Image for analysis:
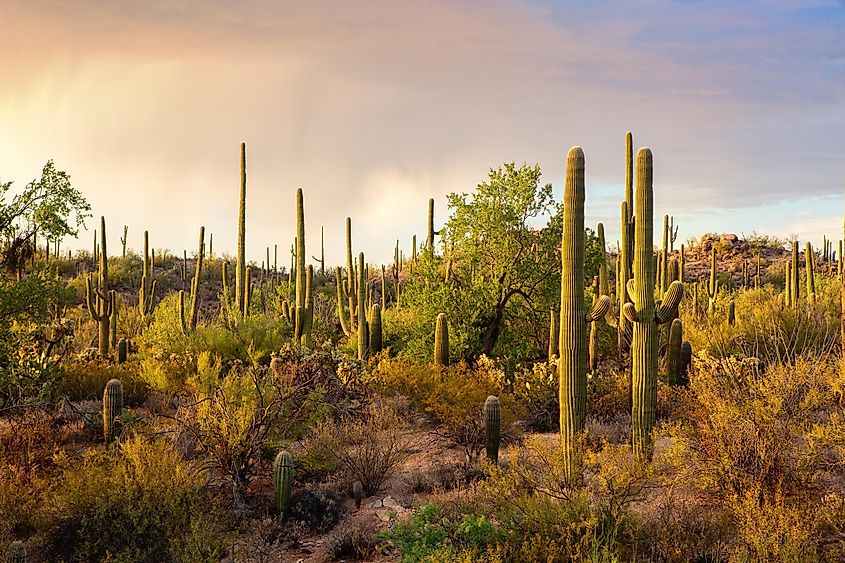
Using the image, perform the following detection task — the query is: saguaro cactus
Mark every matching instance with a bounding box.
[86,217,113,356]
[6,541,25,563]
[728,300,736,325]
[301,265,314,347]
[117,338,128,364]
[273,450,293,520]
[618,201,633,354]
[427,198,437,252]
[294,188,307,340]
[139,230,157,320]
[791,240,800,307]
[559,147,611,481]
[120,225,128,258]
[357,253,368,360]
[188,226,205,332]
[806,241,816,305]
[622,148,683,460]
[103,378,123,445]
[346,217,357,326]
[434,312,449,366]
[665,319,685,386]
[707,247,719,317]
[484,395,501,465]
[369,303,382,354]
[236,142,247,317]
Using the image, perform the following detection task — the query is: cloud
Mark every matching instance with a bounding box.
[0,0,843,265]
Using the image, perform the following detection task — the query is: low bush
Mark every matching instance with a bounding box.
[44,436,233,562]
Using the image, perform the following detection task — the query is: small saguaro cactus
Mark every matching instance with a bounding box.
[728,300,736,325]
[188,226,205,332]
[301,265,314,347]
[680,342,693,378]
[369,303,383,354]
[6,541,26,563]
[273,450,293,520]
[618,201,633,355]
[434,312,449,366]
[120,224,128,258]
[665,319,685,386]
[103,378,123,445]
[622,147,683,460]
[558,146,611,481]
[352,480,364,509]
[117,338,127,364]
[484,395,501,465]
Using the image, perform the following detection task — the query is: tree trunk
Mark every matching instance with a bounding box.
[482,306,505,356]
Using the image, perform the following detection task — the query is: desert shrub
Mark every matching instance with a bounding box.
[44,436,233,562]
[380,502,504,563]
[309,401,411,496]
[325,519,381,561]
[59,360,148,404]
[511,360,559,432]
[370,355,520,464]
[183,344,365,502]
[287,488,342,532]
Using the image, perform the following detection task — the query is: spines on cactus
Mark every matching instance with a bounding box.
[103,378,123,445]
[434,312,449,366]
[273,450,293,520]
[484,395,501,465]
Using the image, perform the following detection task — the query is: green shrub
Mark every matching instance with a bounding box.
[44,436,233,562]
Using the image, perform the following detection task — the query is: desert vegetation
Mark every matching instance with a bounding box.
[3,135,845,562]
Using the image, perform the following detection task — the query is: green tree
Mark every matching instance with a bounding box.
[0,160,91,275]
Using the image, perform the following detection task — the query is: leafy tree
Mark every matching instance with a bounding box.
[442,162,560,356]
[389,162,606,366]
[0,160,91,275]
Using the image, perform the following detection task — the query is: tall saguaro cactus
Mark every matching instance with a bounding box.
[426,198,437,252]
[806,241,816,305]
[558,147,611,481]
[236,142,247,317]
[622,148,683,460]
[188,226,205,332]
[294,188,307,340]
[791,240,800,307]
[301,265,314,347]
[707,247,719,316]
[86,217,113,356]
[139,230,157,320]
[357,252,368,360]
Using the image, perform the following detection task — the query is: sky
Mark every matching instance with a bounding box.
[1,0,844,265]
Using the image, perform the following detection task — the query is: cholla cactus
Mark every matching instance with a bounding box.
[484,395,501,465]
[103,379,123,445]
[273,450,293,520]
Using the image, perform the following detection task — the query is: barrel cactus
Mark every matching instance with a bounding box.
[273,450,293,519]
[103,378,123,445]
[484,395,501,465]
